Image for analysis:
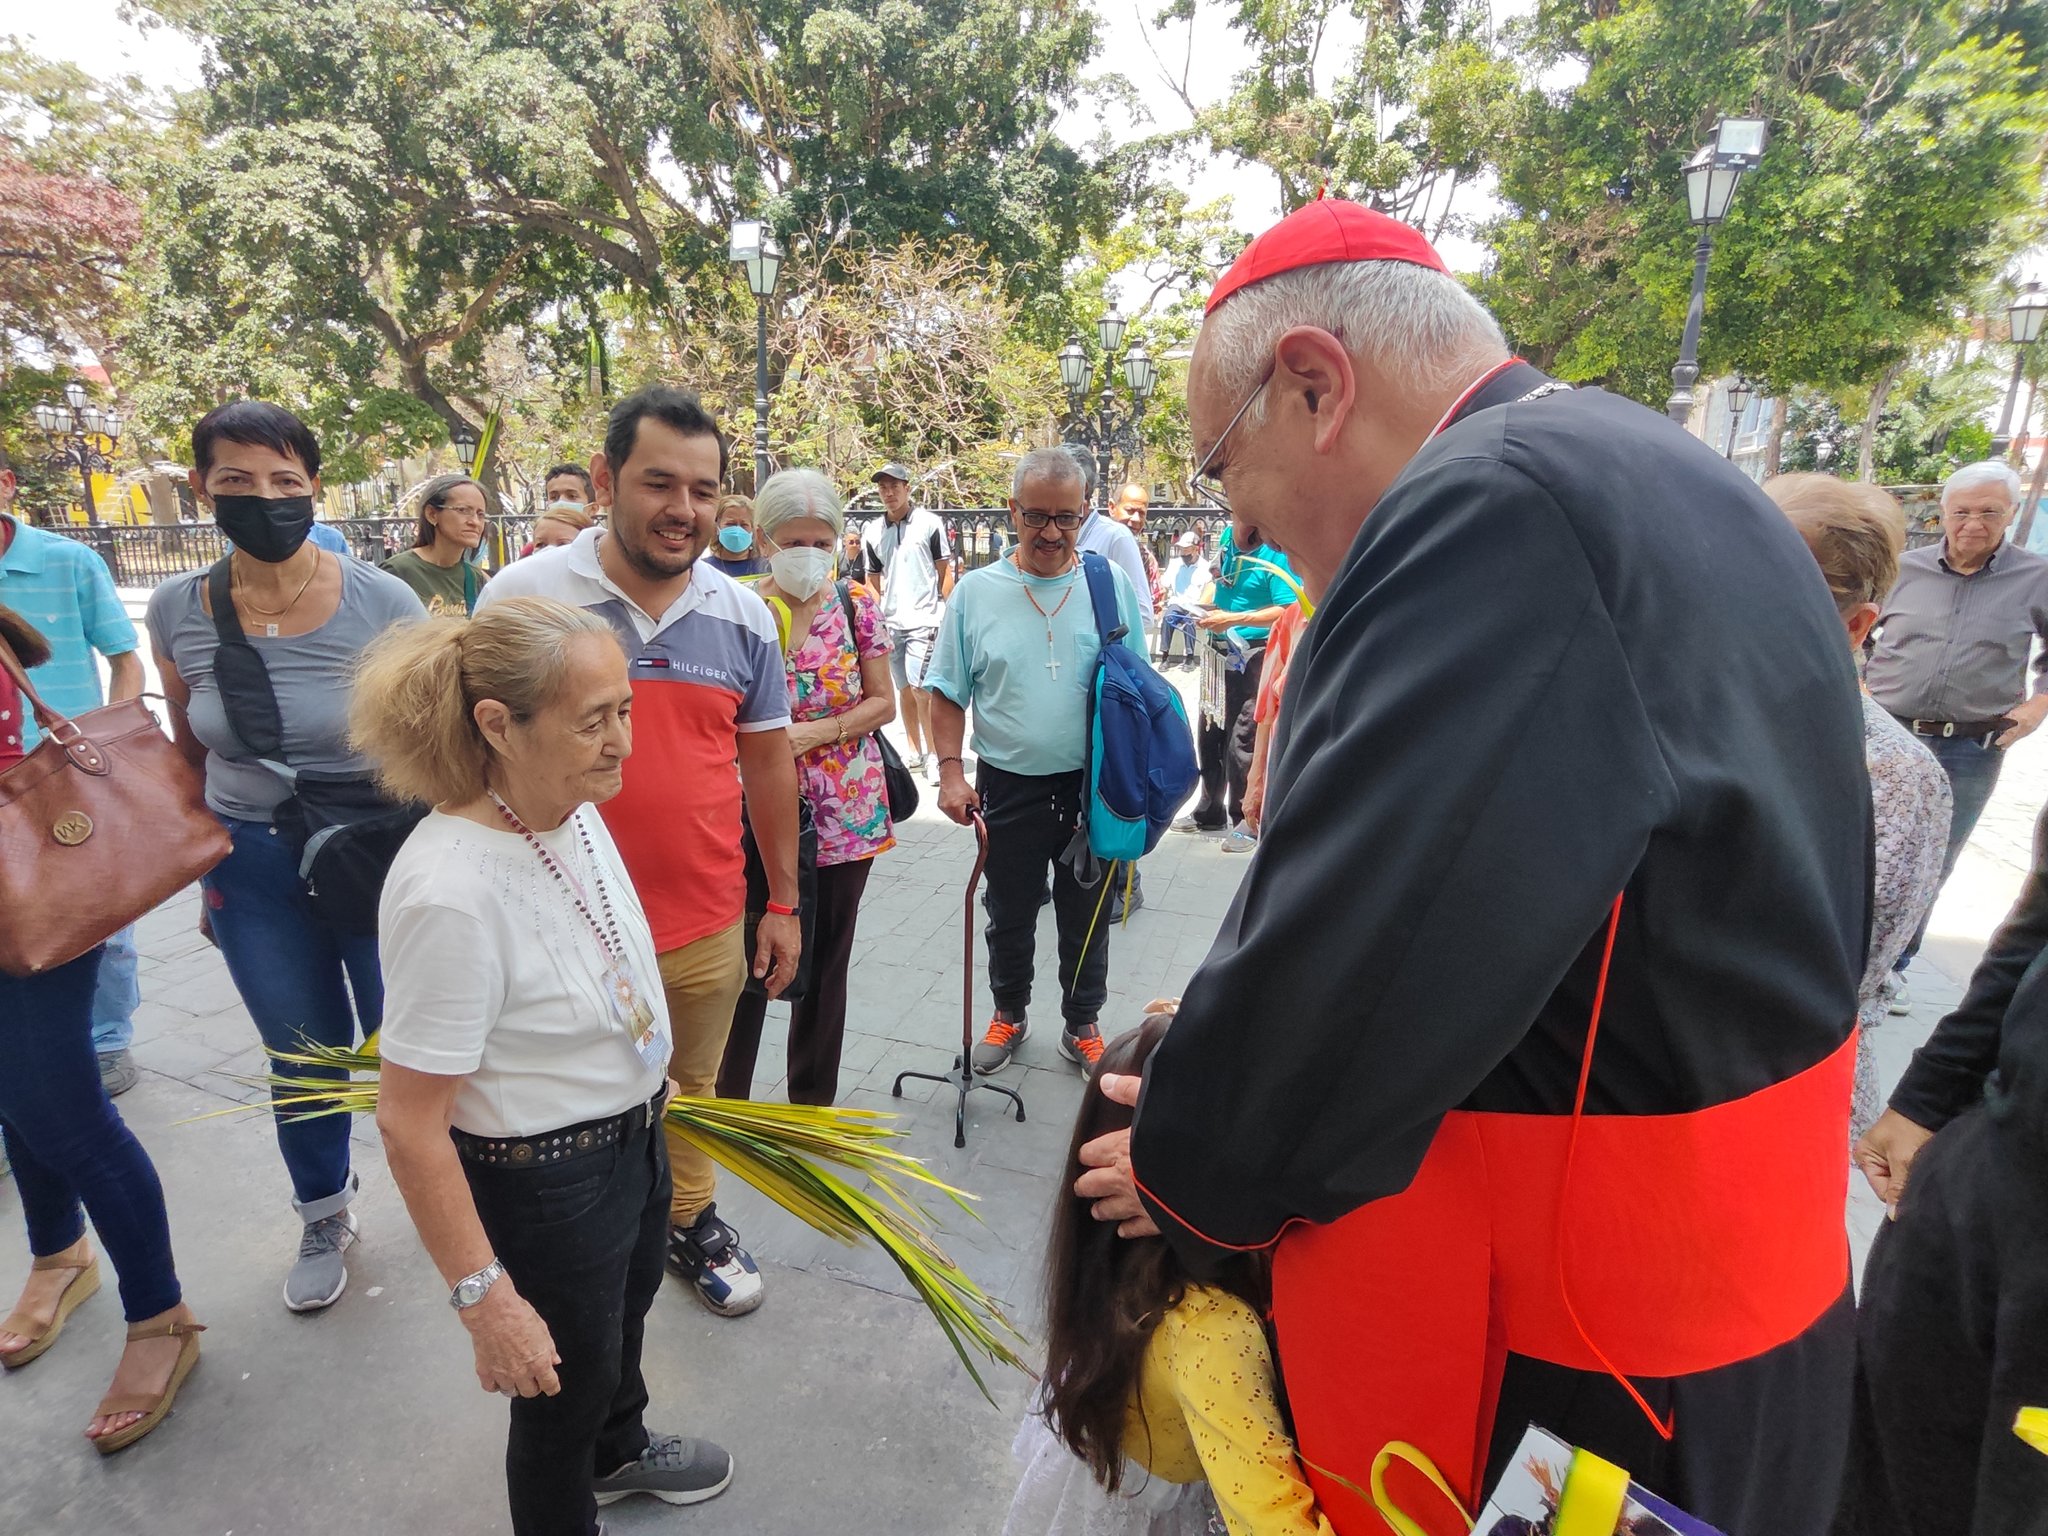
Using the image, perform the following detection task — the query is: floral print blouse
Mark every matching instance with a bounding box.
[1854,694,1952,1139]
[784,581,896,867]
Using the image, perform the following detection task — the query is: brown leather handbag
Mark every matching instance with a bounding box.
[0,631,231,977]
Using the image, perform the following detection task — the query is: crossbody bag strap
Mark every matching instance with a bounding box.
[1078,552,1125,645]
[207,556,291,776]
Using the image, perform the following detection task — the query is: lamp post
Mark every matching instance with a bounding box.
[729,219,784,491]
[1667,116,1770,427]
[1990,281,2048,460]
[32,379,121,525]
[1723,376,1755,459]
[1056,310,1157,505]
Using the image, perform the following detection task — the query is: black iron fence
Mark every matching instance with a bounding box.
[56,509,1221,589]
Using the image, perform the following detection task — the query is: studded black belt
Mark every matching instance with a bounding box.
[451,1089,666,1169]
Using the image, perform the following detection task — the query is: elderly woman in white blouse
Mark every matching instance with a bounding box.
[351,596,731,1536]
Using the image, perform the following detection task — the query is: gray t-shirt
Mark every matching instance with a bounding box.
[146,557,427,821]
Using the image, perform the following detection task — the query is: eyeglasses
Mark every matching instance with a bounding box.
[1191,371,1272,515]
[1947,509,2011,524]
[1017,509,1084,531]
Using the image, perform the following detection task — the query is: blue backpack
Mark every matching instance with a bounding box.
[1078,553,1200,862]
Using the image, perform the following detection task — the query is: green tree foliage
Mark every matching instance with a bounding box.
[1478,0,2047,407]
[1151,0,1519,228]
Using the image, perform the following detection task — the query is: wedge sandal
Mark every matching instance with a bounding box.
[0,1251,101,1370]
[90,1317,205,1455]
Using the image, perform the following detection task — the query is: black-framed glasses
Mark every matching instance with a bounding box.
[1191,370,1272,515]
[1017,508,1084,530]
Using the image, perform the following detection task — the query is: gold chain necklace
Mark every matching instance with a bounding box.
[234,552,319,637]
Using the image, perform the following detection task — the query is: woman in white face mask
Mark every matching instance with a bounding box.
[716,469,898,1106]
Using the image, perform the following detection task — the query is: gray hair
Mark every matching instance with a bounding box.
[1013,446,1088,501]
[754,468,845,539]
[1942,459,2023,509]
[1203,260,1509,425]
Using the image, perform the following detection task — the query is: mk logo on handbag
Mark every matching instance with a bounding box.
[51,812,94,846]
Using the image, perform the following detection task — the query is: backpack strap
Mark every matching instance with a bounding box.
[462,557,479,612]
[1079,552,1126,646]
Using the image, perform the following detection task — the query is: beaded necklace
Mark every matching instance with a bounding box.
[489,793,625,967]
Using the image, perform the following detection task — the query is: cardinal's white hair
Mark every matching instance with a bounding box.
[1203,260,1509,425]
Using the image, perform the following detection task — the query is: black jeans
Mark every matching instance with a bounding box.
[463,1110,669,1536]
[721,856,875,1105]
[979,764,1110,1031]
[1193,643,1266,828]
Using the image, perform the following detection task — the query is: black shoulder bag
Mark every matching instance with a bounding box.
[836,580,919,822]
[207,558,426,934]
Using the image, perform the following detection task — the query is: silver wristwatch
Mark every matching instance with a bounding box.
[450,1257,505,1311]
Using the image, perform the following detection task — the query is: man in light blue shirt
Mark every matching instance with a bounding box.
[0,450,147,1094]
[929,447,1146,1078]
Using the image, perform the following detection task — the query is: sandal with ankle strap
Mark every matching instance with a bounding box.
[0,1251,100,1370]
[90,1317,205,1456]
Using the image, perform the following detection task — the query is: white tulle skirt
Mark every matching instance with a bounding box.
[1001,1411,1226,1536]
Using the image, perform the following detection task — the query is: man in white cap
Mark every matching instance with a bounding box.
[1074,199,1868,1533]
[860,462,952,778]
[1157,531,1209,668]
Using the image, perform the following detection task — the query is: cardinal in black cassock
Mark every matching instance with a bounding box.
[1084,202,1871,1535]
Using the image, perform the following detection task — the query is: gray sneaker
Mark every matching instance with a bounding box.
[97,1050,139,1098]
[285,1205,358,1312]
[970,1014,1028,1075]
[593,1432,734,1506]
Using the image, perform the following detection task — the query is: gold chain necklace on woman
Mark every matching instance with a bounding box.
[1021,560,1080,678]
[234,551,319,638]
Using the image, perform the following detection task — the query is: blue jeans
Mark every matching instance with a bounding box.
[203,817,384,1207]
[1897,732,2007,970]
[0,949,182,1321]
[90,923,139,1056]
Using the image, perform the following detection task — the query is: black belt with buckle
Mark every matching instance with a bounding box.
[1895,715,2012,742]
[451,1089,666,1169]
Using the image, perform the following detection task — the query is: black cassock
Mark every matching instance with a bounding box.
[1131,362,1871,1534]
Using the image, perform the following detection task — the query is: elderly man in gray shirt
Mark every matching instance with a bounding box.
[1867,459,2048,1000]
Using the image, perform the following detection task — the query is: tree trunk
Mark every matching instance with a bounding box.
[1857,359,1907,481]
[1764,395,1789,477]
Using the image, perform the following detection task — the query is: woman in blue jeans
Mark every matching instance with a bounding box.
[148,401,425,1311]
[0,605,202,1453]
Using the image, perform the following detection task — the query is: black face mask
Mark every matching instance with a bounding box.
[213,494,316,564]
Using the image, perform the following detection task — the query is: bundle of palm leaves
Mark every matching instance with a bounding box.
[234,1039,1030,1396]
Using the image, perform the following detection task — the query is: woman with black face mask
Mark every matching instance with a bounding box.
[146,401,426,1314]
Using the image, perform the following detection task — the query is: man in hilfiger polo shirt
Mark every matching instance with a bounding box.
[480,387,801,1320]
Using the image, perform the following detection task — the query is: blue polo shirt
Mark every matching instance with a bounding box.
[0,515,138,748]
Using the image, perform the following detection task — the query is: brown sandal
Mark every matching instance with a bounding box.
[0,1250,101,1370]
[90,1317,205,1455]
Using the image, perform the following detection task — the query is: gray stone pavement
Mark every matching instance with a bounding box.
[10,608,2048,1534]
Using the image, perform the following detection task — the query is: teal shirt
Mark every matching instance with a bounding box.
[1211,536,1293,644]
[926,556,1147,776]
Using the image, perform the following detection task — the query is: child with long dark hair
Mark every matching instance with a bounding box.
[1003,1014,1335,1536]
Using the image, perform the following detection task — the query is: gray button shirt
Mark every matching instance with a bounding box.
[1866,539,2048,722]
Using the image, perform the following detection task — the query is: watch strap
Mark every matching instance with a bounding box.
[450,1257,505,1310]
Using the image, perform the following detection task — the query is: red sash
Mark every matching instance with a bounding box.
[1270,1031,1855,1533]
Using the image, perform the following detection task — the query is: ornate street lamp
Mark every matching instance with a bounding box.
[1991,281,2048,460]
[1057,315,1155,505]
[729,218,785,490]
[1723,376,1755,459]
[1667,116,1770,426]
[32,377,120,524]
[453,423,479,474]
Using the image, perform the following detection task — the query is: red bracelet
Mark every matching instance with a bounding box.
[765,901,798,917]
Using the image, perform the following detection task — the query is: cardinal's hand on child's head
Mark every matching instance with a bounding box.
[1075,1074,1162,1238]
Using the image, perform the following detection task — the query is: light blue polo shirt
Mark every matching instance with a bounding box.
[926,555,1146,776]
[0,515,139,748]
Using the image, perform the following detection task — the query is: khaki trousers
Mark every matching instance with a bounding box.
[657,921,747,1225]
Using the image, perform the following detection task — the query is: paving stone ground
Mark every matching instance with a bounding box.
[6,611,2047,1534]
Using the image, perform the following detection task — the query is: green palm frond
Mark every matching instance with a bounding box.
[217,1041,1029,1397]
